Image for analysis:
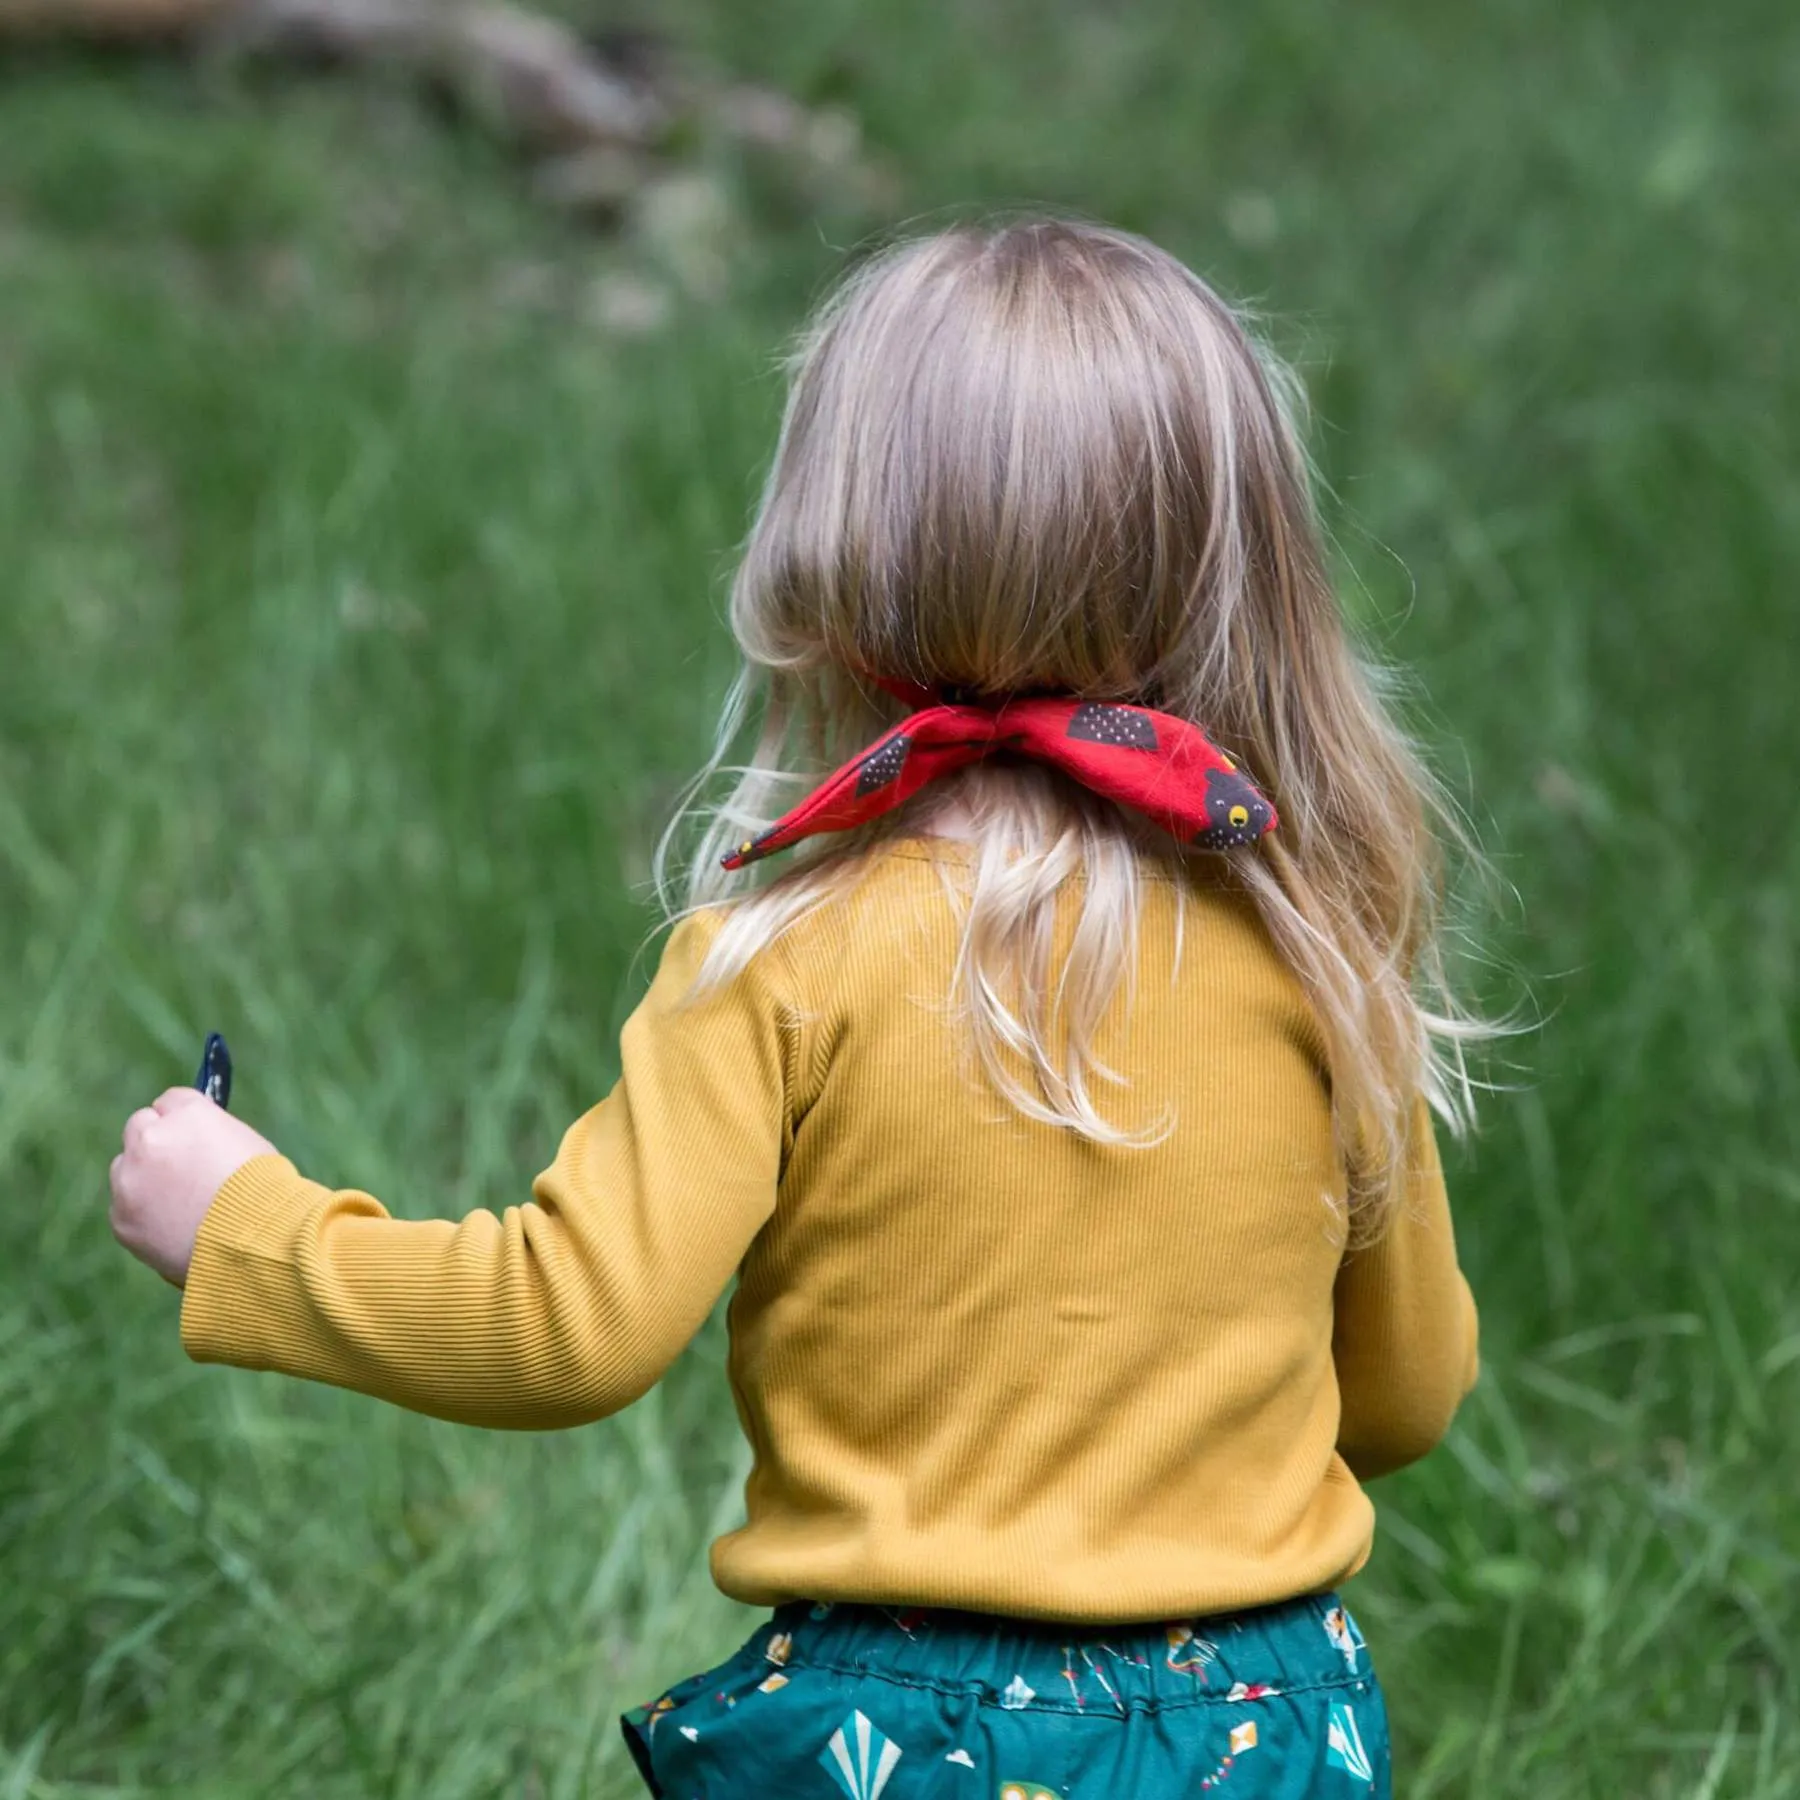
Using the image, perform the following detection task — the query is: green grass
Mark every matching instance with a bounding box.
[3,1,1798,1793]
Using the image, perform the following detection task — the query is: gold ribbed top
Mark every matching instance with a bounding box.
[181,842,1477,1623]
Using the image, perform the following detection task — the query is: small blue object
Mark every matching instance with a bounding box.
[195,1032,232,1110]
[1326,1698,1375,1783]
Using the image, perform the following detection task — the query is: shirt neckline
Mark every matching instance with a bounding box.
[875,834,1187,884]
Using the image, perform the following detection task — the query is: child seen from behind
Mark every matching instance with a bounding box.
[112,218,1484,1798]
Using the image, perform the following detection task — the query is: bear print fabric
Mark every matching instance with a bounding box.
[722,692,1276,870]
[1194,766,1276,849]
[855,735,914,796]
[1064,702,1160,751]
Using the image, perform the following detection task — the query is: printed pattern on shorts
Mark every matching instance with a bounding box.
[622,1593,1392,1799]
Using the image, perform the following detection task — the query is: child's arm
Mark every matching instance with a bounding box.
[136,916,795,1429]
[1330,1098,1480,1479]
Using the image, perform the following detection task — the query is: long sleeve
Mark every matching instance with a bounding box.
[1331,1098,1480,1480]
[179,913,800,1428]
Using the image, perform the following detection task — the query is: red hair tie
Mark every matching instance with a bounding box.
[721,685,1277,870]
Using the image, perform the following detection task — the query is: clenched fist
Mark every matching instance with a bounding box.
[110,1088,277,1285]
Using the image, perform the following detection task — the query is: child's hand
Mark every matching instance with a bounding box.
[110,1089,277,1286]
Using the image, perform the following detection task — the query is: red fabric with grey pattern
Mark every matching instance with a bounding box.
[720,691,1278,870]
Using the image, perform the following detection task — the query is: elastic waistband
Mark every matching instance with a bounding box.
[764,1593,1368,1715]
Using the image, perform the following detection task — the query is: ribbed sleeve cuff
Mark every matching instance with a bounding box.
[179,1153,330,1368]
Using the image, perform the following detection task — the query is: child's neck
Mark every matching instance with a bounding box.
[918,796,982,841]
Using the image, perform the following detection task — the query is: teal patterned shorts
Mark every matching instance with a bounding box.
[623,1592,1389,1798]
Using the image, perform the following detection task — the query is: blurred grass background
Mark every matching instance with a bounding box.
[3,0,1798,1793]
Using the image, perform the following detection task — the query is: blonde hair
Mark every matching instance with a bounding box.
[659,216,1486,1236]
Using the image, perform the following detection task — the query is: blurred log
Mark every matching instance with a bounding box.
[208,0,429,60]
[0,0,226,33]
[0,0,663,146]
[210,0,663,148]
[0,0,895,242]
[435,5,658,148]
[2,0,671,147]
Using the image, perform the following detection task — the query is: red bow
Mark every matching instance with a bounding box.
[721,690,1277,870]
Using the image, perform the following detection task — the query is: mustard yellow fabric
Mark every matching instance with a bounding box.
[181,841,1478,1624]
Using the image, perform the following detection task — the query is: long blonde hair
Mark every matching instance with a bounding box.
[658,217,1485,1235]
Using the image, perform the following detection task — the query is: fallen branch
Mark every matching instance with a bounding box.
[0,0,893,235]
